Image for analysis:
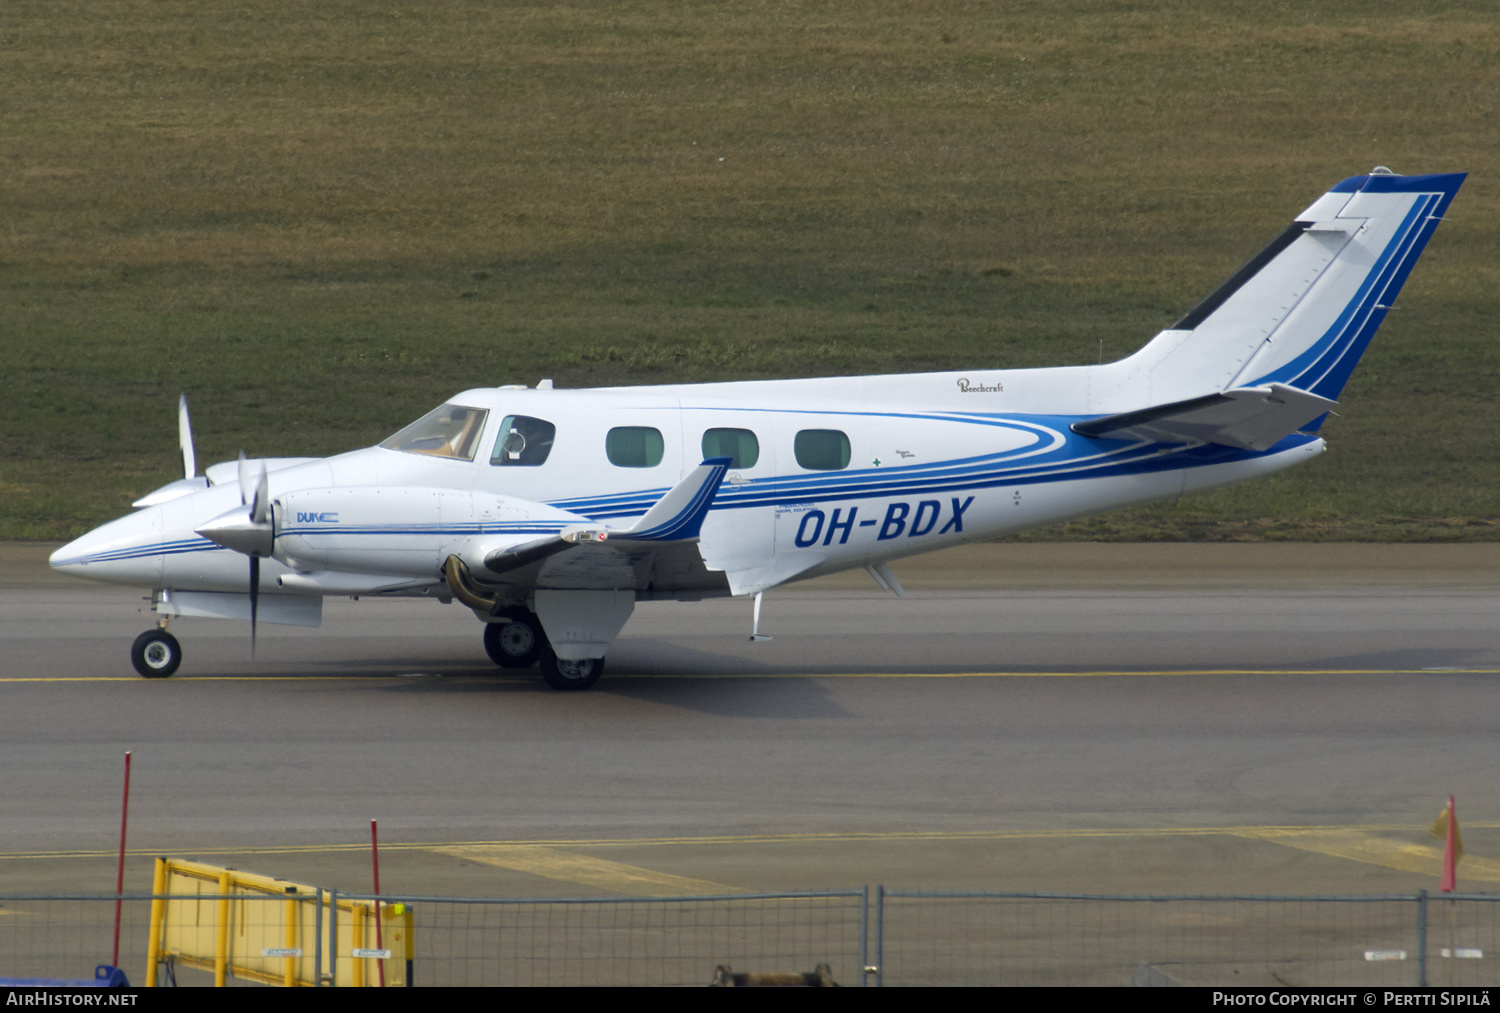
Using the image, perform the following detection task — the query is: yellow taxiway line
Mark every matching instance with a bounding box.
[3,669,1499,683]
[6,825,1496,891]
[8,823,1500,860]
[1229,827,1500,882]
[427,844,740,895]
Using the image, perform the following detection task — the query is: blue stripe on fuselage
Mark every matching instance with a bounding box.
[59,418,1318,565]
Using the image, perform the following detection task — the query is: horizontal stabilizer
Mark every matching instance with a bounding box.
[1072,383,1337,451]
[481,458,732,581]
[608,457,731,541]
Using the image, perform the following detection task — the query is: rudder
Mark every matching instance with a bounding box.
[1110,169,1465,407]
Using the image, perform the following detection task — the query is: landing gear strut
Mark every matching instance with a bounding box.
[130,629,181,678]
[477,605,607,691]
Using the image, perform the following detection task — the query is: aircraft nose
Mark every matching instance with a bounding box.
[49,507,166,587]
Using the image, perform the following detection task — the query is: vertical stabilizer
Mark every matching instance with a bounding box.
[1103,170,1465,407]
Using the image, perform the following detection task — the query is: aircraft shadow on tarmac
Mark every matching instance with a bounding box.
[284,642,859,719]
[587,674,853,719]
[1311,646,1495,672]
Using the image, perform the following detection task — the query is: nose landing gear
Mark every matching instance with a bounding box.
[130,628,182,678]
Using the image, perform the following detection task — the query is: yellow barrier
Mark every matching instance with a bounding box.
[144,858,413,987]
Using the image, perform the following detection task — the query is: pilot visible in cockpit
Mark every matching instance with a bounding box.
[494,415,556,467]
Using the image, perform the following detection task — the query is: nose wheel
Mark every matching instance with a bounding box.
[130,629,182,678]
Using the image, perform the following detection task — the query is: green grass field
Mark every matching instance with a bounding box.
[4,1,1497,540]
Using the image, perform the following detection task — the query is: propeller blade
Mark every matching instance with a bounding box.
[237,451,251,506]
[177,395,196,480]
[249,555,260,658]
[250,463,270,526]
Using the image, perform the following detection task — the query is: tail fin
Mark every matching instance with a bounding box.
[1113,169,1465,406]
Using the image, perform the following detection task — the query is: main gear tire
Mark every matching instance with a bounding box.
[539,649,604,692]
[483,612,544,668]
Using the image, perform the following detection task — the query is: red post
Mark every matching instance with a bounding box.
[372,819,386,987]
[113,752,132,968]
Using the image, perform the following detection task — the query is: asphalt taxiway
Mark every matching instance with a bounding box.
[3,541,1498,900]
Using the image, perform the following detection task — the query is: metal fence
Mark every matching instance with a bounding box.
[3,889,1499,987]
[375,890,868,986]
[0,895,155,987]
[876,890,1500,987]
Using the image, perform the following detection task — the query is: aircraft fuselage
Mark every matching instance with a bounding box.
[49,379,1323,602]
[48,169,1466,686]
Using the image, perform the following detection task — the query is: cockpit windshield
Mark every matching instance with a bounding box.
[380,404,489,461]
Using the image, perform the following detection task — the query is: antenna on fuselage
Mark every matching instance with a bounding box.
[748,591,772,642]
[865,562,906,598]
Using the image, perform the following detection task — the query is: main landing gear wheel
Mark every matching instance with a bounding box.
[483,611,544,668]
[130,630,182,679]
[539,649,604,692]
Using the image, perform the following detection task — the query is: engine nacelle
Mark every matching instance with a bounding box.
[273,487,582,578]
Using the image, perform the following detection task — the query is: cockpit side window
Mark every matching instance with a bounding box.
[380,404,489,461]
[491,415,557,467]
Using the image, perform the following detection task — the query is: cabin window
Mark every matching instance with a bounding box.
[381,404,489,461]
[491,415,556,467]
[794,429,850,471]
[702,428,760,469]
[606,426,665,468]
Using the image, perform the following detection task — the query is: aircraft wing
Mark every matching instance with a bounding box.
[1071,383,1337,452]
[530,538,725,595]
[469,458,733,595]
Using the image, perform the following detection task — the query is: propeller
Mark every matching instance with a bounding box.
[131,395,208,507]
[238,450,270,524]
[178,394,196,480]
[195,451,274,657]
[239,452,270,655]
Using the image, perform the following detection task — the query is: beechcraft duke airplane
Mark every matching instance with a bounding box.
[51,168,1465,689]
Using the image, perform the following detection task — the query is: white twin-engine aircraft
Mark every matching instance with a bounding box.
[52,169,1465,689]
